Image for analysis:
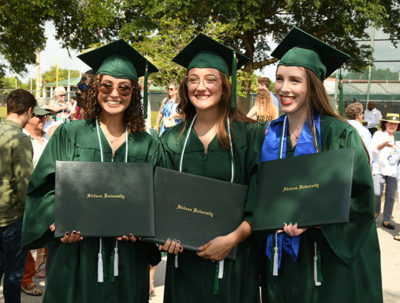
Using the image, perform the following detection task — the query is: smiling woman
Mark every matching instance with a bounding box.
[22,39,162,303]
[158,33,265,303]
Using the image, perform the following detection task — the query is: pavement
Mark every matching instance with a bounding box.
[1,202,399,303]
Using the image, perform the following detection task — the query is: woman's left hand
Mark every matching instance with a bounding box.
[197,234,235,261]
[283,222,307,237]
[116,233,138,242]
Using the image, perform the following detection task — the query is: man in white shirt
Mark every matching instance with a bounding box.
[345,102,372,163]
[364,101,382,135]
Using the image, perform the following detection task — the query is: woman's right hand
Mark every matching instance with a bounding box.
[159,238,183,255]
[49,223,83,243]
[282,223,307,237]
[378,140,394,150]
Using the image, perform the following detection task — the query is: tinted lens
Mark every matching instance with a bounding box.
[100,83,132,96]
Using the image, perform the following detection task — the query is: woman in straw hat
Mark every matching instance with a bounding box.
[372,113,400,230]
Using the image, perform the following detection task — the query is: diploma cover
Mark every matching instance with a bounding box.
[149,167,248,260]
[394,131,400,142]
[252,148,354,231]
[55,161,155,238]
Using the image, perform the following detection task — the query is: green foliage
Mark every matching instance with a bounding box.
[41,66,81,84]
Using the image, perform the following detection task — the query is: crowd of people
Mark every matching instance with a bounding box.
[0,27,388,303]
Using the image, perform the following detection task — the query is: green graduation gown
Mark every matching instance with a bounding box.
[22,119,161,303]
[160,119,265,303]
[259,115,382,303]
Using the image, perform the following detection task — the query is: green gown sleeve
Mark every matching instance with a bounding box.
[320,118,376,265]
[22,124,74,250]
[242,123,266,225]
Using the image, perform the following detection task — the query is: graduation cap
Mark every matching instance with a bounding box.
[78,39,158,118]
[271,27,350,80]
[172,33,250,108]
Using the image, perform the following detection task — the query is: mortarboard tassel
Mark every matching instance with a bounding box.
[231,51,238,109]
[143,62,149,119]
[98,238,104,283]
[273,232,279,276]
[313,241,322,286]
[114,239,119,277]
[174,255,179,269]
[218,260,224,279]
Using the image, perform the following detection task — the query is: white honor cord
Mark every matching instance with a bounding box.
[95,119,128,281]
[180,115,235,279]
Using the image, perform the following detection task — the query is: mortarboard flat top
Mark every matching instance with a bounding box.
[78,39,158,82]
[172,33,250,75]
[271,27,350,80]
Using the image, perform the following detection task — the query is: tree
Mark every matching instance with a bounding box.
[51,0,400,97]
[41,66,80,85]
[0,0,55,76]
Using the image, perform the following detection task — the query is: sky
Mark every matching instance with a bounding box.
[13,23,397,84]
[14,22,277,83]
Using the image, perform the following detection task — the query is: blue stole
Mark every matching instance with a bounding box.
[260,112,321,271]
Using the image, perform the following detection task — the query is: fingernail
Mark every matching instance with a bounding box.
[177,240,180,244]
[65,232,69,236]
[289,222,292,225]
[72,231,76,234]
[129,233,133,237]
[167,238,170,241]
[294,222,297,225]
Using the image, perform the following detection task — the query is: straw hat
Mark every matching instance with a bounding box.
[381,113,400,123]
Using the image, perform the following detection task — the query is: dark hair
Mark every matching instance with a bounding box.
[7,89,37,114]
[76,69,96,107]
[177,71,254,149]
[258,77,271,89]
[82,74,145,133]
[380,121,399,132]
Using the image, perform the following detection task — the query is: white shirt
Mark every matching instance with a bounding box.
[348,119,373,163]
[371,130,397,177]
[364,108,382,129]
[23,129,49,168]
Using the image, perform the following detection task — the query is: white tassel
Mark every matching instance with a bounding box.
[114,240,119,277]
[174,254,179,269]
[97,238,104,283]
[314,242,321,286]
[218,260,224,279]
[273,232,279,276]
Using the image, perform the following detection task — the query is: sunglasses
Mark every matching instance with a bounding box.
[59,94,66,97]
[99,83,132,96]
[77,83,87,92]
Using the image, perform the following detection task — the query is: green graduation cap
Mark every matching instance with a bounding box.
[172,33,250,108]
[78,39,158,118]
[271,27,350,80]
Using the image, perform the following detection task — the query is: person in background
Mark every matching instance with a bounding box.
[0,89,36,303]
[388,138,400,241]
[76,69,96,115]
[48,86,70,124]
[364,101,382,135]
[154,83,183,135]
[21,106,52,296]
[371,113,400,229]
[247,77,279,123]
[69,96,81,121]
[345,101,372,163]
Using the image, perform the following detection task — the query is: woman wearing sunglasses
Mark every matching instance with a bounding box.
[159,34,265,303]
[22,40,161,303]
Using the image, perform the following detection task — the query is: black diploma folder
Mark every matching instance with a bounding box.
[149,167,248,260]
[252,148,354,231]
[55,161,155,238]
